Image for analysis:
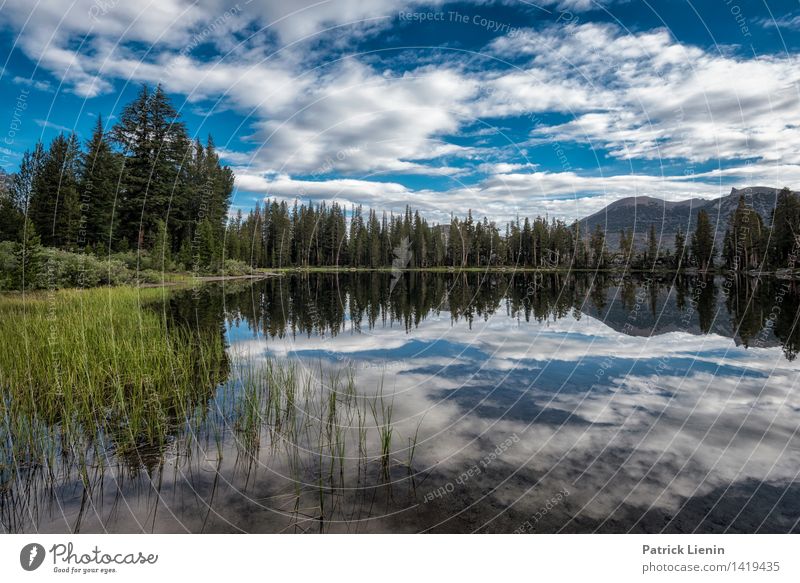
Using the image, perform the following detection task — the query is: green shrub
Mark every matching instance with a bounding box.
[110,250,146,270]
[222,259,253,276]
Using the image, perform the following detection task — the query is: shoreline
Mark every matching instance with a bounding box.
[3,266,798,295]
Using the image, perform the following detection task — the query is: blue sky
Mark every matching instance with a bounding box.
[1,0,799,222]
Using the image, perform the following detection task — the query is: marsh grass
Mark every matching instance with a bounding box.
[1,286,423,532]
[0,287,227,482]
[222,356,422,530]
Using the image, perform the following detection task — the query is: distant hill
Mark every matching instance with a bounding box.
[579,186,794,252]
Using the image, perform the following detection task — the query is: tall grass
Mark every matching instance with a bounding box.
[0,286,423,532]
[0,286,227,480]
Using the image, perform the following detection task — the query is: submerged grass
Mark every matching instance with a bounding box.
[0,286,227,482]
[1,286,423,532]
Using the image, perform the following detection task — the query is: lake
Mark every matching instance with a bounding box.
[2,272,800,533]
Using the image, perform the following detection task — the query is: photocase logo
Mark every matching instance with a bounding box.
[20,543,46,571]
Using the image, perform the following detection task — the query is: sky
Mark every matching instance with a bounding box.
[1,0,799,223]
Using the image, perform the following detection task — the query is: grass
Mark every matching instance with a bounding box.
[0,286,227,480]
[222,355,423,528]
[0,285,423,532]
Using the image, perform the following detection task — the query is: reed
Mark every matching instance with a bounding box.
[1,287,424,532]
[0,286,227,476]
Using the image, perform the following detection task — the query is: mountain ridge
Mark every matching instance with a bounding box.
[579,186,795,251]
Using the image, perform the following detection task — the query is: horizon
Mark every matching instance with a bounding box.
[1,1,799,226]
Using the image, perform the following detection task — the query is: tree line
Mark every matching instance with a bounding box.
[223,201,585,269]
[1,84,798,277]
[220,196,797,272]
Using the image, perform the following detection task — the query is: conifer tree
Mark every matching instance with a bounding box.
[769,187,800,267]
[11,141,45,216]
[28,133,82,248]
[13,218,42,290]
[691,209,715,271]
[590,224,607,269]
[0,169,21,242]
[81,116,120,250]
[674,227,686,268]
[647,223,658,267]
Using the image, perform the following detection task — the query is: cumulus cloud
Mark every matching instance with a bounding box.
[4,1,799,221]
[245,62,478,174]
[492,22,800,165]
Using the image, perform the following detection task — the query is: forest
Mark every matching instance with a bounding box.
[187,189,800,273]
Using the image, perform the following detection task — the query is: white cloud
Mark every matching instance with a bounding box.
[34,118,78,134]
[4,2,800,221]
[758,13,800,32]
[12,76,53,92]
[244,62,478,174]
[235,166,753,224]
[491,23,800,165]
[477,162,538,174]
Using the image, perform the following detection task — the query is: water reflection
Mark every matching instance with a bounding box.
[2,273,800,533]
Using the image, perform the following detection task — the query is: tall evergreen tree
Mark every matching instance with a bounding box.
[589,224,607,269]
[10,141,45,216]
[769,187,800,267]
[691,209,715,271]
[0,169,21,242]
[12,217,42,290]
[618,228,632,263]
[723,196,765,271]
[81,116,121,251]
[112,84,190,249]
[28,133,82,248]
[674,227,686,268]
[647,223,658,267]
[111,85,151,248]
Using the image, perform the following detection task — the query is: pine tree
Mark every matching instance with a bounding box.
[723,196,764,271]
[691,209,715,271]
[13,217,42,290]
[769,187,799,268]
[112,84,190,249]
[111,85,151,246]
[10,141,45,215]
[28,133,82,248]
[674,227,686,269]
[195,218,219,272]
[448,217,461,267]
[618,228,631,262]
[647,223,658,268]
[151,219,171,271]
[0,169,21,242]
[81,116,120,251]
[590,224,607,268]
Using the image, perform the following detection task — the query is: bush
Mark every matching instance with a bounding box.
[0,248,153,290]
[222,259,253,276]
[110,250,148,270]
[0,245,238,290]
[136,269,166,285]
[34,248,124,288]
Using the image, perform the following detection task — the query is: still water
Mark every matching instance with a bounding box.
[3,272,800,533]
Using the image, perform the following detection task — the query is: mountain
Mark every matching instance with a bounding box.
[579,186,793,252]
